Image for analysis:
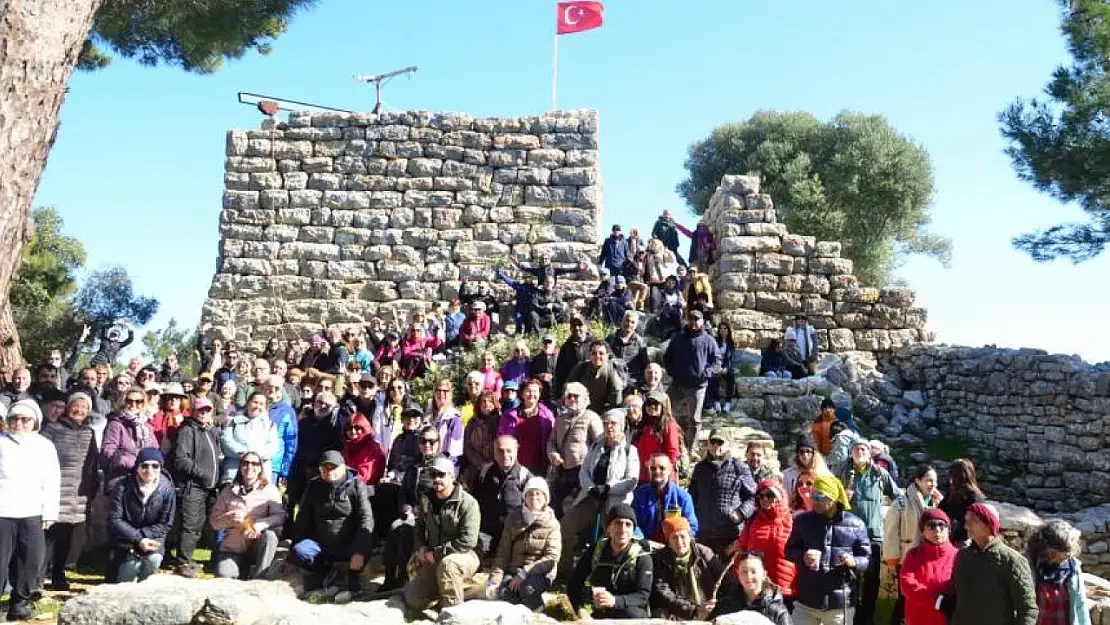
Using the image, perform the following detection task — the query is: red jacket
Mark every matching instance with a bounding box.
[633,419,682,483]
[737,481,796,598]
[342,414,385,485]
[459,313,490,347]
[900,540,957,625]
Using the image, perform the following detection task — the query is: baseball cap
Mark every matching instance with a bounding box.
[502,380,519,391]
[430,456,456,476]
[192,397,214,412]
[615,276,627,286]
[319,450,345,467]
[542,334,556,343]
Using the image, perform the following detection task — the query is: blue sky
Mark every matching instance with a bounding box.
[34,0,1110,363]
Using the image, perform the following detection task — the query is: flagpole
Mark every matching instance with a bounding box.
[551,31,559,111]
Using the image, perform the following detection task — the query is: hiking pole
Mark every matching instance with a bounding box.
[710,548,743,601]
[840,563,857,625]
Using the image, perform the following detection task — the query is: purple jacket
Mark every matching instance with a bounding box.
[500,358,532,387]
[498,403,555,475]
[431,407,464,465]
[100,412,157,491]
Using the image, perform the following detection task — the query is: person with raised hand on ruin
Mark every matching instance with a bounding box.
[899,508,957,625]
[651,209,687,267]
[403,455,481,611]
[651,515,726,621]
[89,320,134,368]
[664,307,720,451]
[210,450,284,580]
[513,251,588,288]
[948,503,1037,625]
[1026,519,1090,625]
[106,448,174,584]
[938,458,986,546]
[488,476,561,610]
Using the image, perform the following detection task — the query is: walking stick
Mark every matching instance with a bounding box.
[710,548,742,601]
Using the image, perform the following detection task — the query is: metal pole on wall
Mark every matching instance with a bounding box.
[551,32,559,111]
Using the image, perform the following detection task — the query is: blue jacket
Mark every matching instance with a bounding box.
[632,482,699,541]
[663,327,721,389]
[445,311,465,341]
[598,234,629,274]
[785,510,871,610]
[269,400,299,479]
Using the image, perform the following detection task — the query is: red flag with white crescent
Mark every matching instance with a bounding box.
[557,1,604,35]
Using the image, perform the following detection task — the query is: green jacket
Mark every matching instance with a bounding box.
[414,484,480,560]
[837,462,899,541]
[951,537,1037,625]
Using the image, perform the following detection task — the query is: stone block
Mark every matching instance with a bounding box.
[755,292,801,314]
[754,254,795,275]
[720,236,782,254]
[811,257,855,275]
[781,234,815,256]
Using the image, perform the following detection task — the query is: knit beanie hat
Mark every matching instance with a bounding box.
[523,476,550,504]
[67,391,93,409]
[919,507,951,532]
[135,447,165,468]
[8,399,42,427]
[608,503,637,526]
[795,432,817,451]
[661,515,691,538]
[967,502,1001,535]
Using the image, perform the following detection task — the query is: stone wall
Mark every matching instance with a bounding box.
[201,109,603,349]
[888,345,1110,511]
[702,175,931,356]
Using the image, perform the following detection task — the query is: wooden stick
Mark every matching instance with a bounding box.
[711,548,742,601]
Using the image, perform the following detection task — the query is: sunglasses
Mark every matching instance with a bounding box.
[758,491,779,499]
[124,398,144,407]
[798,481,815,488]
[420,438,439,445]
[139,462,161,470]
[648,466,668,473]
[924,521,949,531]
[359,382,375,389]
[7,415,34,423]
[811,492,831,502]
[241,460,263,467]
[709,439,726,445]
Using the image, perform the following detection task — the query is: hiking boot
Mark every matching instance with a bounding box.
[51,577,71,592]
[333,591,353,604]
[6,602,33,622]
[175,562,201,578]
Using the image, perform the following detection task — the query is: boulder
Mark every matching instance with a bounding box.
[437,600,552,625]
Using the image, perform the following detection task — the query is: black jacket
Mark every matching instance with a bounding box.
[294,468,374,555]
[689,454,758,545]
[171,418,223,490]
[714,581,794,625]
[553,336,591,397]
[475,462,531,539]
[387,429,421,476]
[108,472,175,549]
[400,453,446,512]
[663,326,721,389]
[40,416,99,525]
[568,537,654,618]
[606,330,649,386]
[288,411,345,486]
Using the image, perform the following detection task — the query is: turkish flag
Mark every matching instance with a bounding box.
[557,1,604,35]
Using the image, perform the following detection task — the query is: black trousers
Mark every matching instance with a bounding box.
[42,522,77,586]
[0,516,45,607]
[382,521,415,589]
[855,540,882,625]
[372,484,400,544]
[177,485,217,564]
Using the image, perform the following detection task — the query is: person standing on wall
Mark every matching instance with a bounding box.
[785,313,819,377]
[663,308,720,452]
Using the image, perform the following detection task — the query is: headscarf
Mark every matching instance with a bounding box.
[812,475,851,510]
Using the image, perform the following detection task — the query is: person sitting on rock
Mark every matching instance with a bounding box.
[713,552,793,625]
[689,429,757,552]
[630,391,682,484]
[459,301,491,349]
[632,453,699,543]
[496,270,563,336]
[487,477,562,610]
[567,503,654,619]
[600,276,635,327]
[651,515,725,620]
[761,339,792,378]
[785,313,818,378]
[380,424,444,591]
[655,275,686,339]
[475,435,532,556]
[288,450,374,604]
[566,340,624,416]
[209,450,284,580]
[606,311,649,388]
[403,456,481,611]
[107,447,175,583]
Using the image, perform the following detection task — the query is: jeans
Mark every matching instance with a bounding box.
[288,538,361,591]
[214,530,278,580]
[498,573,550,610]
[112,549,163,583]
[0,516,45,607]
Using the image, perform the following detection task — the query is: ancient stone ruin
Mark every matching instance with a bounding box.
[201,109,603,348]
[702,174,931,356]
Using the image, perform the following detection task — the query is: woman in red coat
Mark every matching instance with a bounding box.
[736,479,796,600]
[632,390,682,483]
[342,413,385,485]
[900,508,958,625]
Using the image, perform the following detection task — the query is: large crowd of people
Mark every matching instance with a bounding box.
[0,213,1090,625]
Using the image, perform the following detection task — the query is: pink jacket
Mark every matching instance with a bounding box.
[210,482,285,554]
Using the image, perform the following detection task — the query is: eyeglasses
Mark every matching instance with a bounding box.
[359,383,375,389]
[124,398,144,407]
[565,393,580,399]
[7,415,34,424]
[139,462,161,470]
[420,438,439,445]
[924,521,949,531]
[241,460,262,467]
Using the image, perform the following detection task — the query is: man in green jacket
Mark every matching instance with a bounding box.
[403,456,481,610]
[949,503,1037,625]
[837,439,900,625]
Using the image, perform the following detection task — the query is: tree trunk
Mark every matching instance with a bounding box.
[0,0,104,369]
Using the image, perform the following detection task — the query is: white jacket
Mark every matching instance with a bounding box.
[0,432,61,521]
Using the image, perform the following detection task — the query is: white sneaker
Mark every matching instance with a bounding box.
[712,402,722,413]
[334,590,353,604]
[723,402,732,412]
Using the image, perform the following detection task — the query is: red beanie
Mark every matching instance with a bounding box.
[967,502,1001,535]
[919,507,951,532]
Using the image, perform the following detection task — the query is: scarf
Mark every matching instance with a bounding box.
[522,507,539,527]
[1036,558,1076,586]
[138,479,159,504]
[673,551,702,606]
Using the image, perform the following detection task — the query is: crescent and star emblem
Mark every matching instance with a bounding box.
[564,6,585,25]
